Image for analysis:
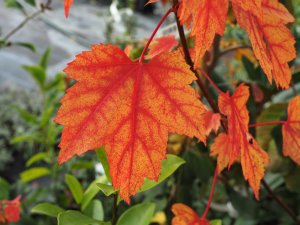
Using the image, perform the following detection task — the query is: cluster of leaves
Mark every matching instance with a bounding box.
[57,0,300,224]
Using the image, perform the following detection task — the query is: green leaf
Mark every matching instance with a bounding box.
[12,106,37,124]
[139,154,185,192]
[57,211,110,225]
[116,203,155,225]
[65,174,84,205]
[22,65,46,90]
[40,105,55,128]
[81,176,106,211]
[26,152,48,167]
[14,42,36,52]
[210,219,222,225]
[20,167,50,183]
[0,177,10,199]
[31,203,64,218]
[83,200,104,221]
[96,147,112,182]
[39,48,52,69]
[96,183,117,197]
[11,133,43,144]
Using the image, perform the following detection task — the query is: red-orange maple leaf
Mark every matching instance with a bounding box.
[233,0,296,89]
[282,96,300,165]
[145,35,178,59]
[64,0,73,17]
[171,203,209,225]
[178,0,228,68]
[55,44,207,203]
[210,84,269,199]
[203,111,221,135]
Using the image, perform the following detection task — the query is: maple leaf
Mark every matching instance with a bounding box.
[2,196,21,223]
[55,44,207,203]
[178,0,228,68]
[231,0,262,16]
[64,0,73,17]
[210,84,269,199]
[145,35,178,59]
[171,203,209,225]
[282,96,300,165]
[203,111,221,135]
[233,0,296,89]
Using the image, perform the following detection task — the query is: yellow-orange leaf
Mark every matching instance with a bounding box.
[145,35,178,59]
[211,84,269,199]
[282,96,300,165]
[171,203,209,225]
[178,0,228,68]
[55,44,207,203]
[233,0,296,89]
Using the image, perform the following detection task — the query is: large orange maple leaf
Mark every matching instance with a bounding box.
[233,0,296,89]
[282,96,300,165]
[55,44,207,203]
[171,203,209,225]
[178,0,228,68]
[211,84,269,199]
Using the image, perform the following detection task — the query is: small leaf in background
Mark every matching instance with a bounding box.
[282,96,300,165]
[26,153,48,167]
[12,106,37,124]
[20,167,50,183]
[14,42,36,52]
[22,65,46,91]
[31,203,64,218]
[116,203,155,225]
[171,203,210,225]
[203,111,221,135]
[145,35,178,59]
[140,154,185,192]
[83,200,104,221]
[210,220,222,225]
[57,210,108,225]
[81,176,106,211]
[96,183,117,197]
[39,48,51,70]
[65,174,84,205]
[96,147,112,182]
[0,178,10,199]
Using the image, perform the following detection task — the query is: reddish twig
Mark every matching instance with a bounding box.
[201,166,219,219]
[139,7,174,63]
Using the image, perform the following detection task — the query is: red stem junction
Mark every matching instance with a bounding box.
[139,8,174,63]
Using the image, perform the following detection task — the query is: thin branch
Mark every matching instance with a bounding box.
[172,2,220,115]
[112,194,119,225]
[139,7,174,63]
[219,45,252,58]
[248,121,286,128]
[262,179,300,225]
[201,166,219,219]
[199,69,222,94]
[3,0,52,42]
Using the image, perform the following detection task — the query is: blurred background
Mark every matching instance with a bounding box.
[1,0,300,225]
